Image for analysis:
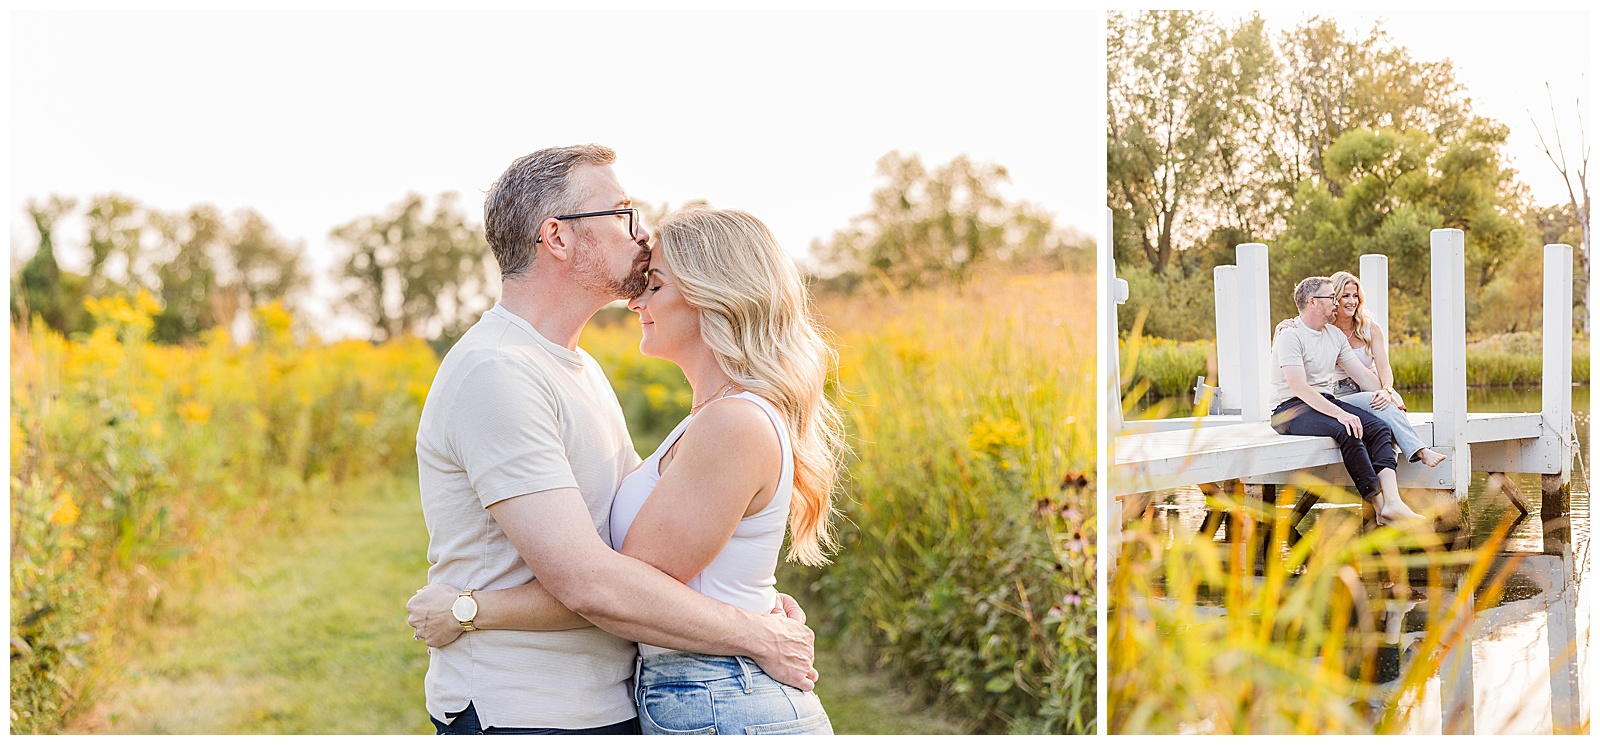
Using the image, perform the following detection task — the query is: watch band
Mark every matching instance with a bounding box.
[456,588,478,631]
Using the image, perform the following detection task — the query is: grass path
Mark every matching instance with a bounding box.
[66,470,964,734]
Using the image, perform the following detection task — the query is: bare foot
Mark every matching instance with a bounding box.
[1414,448,1446,468]
[1376,506,1428,527]
[1374,492,1427,527]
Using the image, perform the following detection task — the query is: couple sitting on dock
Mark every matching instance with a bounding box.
[1268,272,1444,528]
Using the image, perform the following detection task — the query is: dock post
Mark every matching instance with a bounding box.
[1430,230,1470,501]
[1213,265,1240,413]
[1106,208,1127,436]
[1105,208,1127,567]
[1541,244,1573,538]
[1236,243,1271,423]
[1359,254,1389,334]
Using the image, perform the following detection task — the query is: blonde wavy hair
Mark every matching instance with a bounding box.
[653,208,846,566]
[1328,271,1377,345]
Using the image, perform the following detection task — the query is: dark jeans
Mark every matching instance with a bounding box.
[432,702,640,735]
[1271,393,1397,501]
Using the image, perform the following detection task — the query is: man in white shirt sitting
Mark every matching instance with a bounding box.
[1268,276,1427,526]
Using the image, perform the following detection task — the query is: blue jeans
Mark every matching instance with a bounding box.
[1271,394,1397,501]
[634,653,833,735]
[1336,390,1428,461]
[431,702,639,735]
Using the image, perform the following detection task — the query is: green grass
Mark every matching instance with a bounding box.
[64,468,966,735]
[813,636,967,735]
[66,471,433,734]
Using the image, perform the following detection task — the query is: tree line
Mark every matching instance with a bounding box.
[1108,11,1589,341]
[12,193,498,351]
[13,153,1090,348]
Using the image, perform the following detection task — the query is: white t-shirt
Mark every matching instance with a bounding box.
[1269,321,1365,410]
[416,304,642,730]
[608,392,792,657]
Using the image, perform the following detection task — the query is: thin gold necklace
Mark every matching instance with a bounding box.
[690,381,738,414]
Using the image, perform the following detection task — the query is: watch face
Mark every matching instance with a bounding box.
[452,595,477,622]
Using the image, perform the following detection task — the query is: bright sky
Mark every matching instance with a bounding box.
[10,9,1591,336]
[9,8,1104,334]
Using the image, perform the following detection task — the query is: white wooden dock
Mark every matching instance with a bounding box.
[1108,227,1577,545]
[1114,411,1551,497]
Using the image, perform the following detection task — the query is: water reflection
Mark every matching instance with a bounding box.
[1138,385,1590,734]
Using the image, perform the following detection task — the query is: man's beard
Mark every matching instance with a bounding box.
[572,240,649,299]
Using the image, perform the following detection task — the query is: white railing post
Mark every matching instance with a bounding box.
[1105,208,1126,435]
[1542,244,1575,522]
[1236,243,1272,422]
[1213,265,1240,413]
[1430,229,1470,497]
[1542,244,1573,468]
[1360,254,1389,336]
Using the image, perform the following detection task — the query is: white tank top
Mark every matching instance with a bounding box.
[608,391,792,656]
[1349,340,1375,371]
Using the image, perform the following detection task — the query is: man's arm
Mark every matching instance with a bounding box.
[409,400,803,648]
[407,581,590,647]
[1283,364,1363,437]
[1340,358,1383,392]
[488,489,817,690]
[407,582,807,647]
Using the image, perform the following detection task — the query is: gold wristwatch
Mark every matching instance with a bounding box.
[451,588,479,631]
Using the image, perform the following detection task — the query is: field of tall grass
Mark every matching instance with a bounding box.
[11,271,1095,734]
[9,294,435,733]
[799,272,1096,733]
[1126,333,1590,399]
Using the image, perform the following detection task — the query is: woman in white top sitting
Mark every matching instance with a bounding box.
[1277,270,1446,468]
[409,208,843,735]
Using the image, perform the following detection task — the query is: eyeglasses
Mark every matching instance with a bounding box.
[1311,295,1337,301]
[535,208,640,243]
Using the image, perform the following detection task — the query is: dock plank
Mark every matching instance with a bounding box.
[1113,412,1552,497]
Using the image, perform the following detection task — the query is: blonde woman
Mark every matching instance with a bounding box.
[410,208,842,735]
[1277,271,1446,468]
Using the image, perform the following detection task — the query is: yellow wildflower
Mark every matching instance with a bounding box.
[255,300,294,337]
[134,288,163,316]
[968,417,1027,460]
[177,401,212,425]
[10,419,26,465]
[50,493,80,526]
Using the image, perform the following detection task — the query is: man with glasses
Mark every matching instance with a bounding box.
[1267,276,1425,525]
[409,145,816,734]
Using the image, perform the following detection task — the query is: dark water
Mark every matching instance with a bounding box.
[1141,386,1590,734]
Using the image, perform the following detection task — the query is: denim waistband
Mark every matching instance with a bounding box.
[634,652,764,688]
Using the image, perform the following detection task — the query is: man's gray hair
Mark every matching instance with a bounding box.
[1294,276,1331,310]
[484,144,616,279]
